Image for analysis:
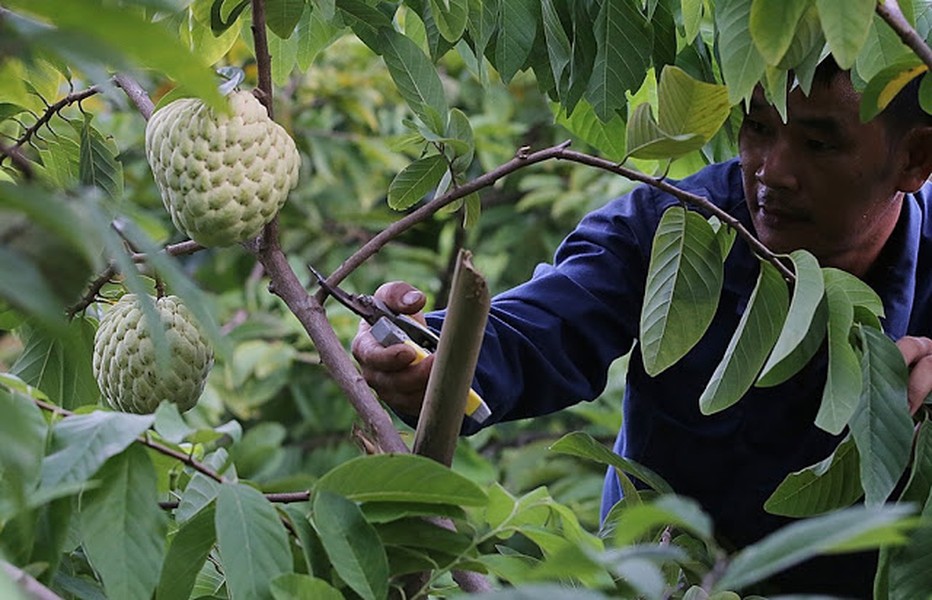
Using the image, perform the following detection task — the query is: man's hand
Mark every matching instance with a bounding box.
[351,281,433,417]
[896,336,932,414]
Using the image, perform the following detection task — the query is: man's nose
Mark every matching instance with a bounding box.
[755,139,799,191]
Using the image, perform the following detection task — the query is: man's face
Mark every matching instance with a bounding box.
[739,75,907,275]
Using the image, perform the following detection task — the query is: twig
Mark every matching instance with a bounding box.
[67,239,205,317]
[0,85,101,167]
[1,561,64,600]
[877,0,932,71]
[34,399,225,484]
[113,73,155,121]
[0,140,34,178]
[159,490,311,510]
[320,141,794,293]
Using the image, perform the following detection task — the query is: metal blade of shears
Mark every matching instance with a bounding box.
[307,265,440,351]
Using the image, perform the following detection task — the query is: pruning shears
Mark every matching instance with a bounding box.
[309,265,491,424]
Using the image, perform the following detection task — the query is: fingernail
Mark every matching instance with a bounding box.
[402,291,423,307]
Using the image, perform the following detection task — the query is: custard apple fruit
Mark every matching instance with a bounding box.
[145,91,300,247]
[93,294,214,414]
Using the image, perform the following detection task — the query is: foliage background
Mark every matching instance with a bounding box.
[1,0,932,598]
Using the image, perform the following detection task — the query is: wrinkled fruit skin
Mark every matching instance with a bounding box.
[93,294,214,414]
[145,91,300,247]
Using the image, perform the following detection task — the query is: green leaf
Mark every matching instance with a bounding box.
[10,319,98,409]
[362,500,467,523]
[6,0,225,111]
[38,133,80,189]
[816,0,875,69]
[716,0,767,104]
[856,14,914,82]
[860,60,927,122]
[609,495,714,547]
[315,453,488,505]
[387,154,448,210]
[211,0,250,36]
[639,207,724,376]
[815,268,882,434]
[156,504,217,600]
[268,27,300,86]
[699,260,789,414]
[379,28,448,135]
[901,420,932,504]
[429,0,468,42]
[76,116,123,200]
[540,0,572,94]
[266,0,307,39]
[271,574,343,600]
[79,445,168,600]
[920,70,932,114]
[682,0,704,44]
[312,491,389,600]
[758,250,825,385]
[764,435,863,517]
[657,65,731,141]
[553,99,627,161]
[216,483,292,600]
[549,431,673,494]
[40,410,155,490]
[714,504,915,593]
[295,4,342,71]
[626,103,701,159]
[0,387,48,507]
[586,0,653,121]
[0,249,67,333]
[749,0,811,65]
[886,425,932,597]
[494,0,538,83]
[849,325,914,507]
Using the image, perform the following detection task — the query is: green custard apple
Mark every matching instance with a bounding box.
[145,91,300,247]
[93,294,214,414]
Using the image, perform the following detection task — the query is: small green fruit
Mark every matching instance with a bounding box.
[93,294,214,414]
[144,91,300,247]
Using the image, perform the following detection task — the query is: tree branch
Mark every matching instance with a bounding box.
[250,0,274,116]
[1,561,64,600]
[113,73,155,121]
[0,85,101,168]
[34,400,226,484]
[321,141,794,293]
[413,250,490,466]
[877,0,932,71]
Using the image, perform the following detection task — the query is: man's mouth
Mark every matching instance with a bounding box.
[755,193,811,225]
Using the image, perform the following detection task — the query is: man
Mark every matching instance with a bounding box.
[352,60,932,596]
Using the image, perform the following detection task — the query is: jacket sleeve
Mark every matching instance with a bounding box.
[427,185,672,434]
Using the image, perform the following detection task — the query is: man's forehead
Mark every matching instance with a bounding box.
[747,80,862,130]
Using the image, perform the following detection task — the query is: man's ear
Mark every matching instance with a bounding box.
[896,125,932,193]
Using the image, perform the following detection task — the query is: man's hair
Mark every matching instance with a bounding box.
[813,56,932,135]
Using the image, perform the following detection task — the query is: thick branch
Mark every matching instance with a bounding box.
[251,0,274,116]
[254,241,410,454]
[877,0,932,71]
[413,250,490,466]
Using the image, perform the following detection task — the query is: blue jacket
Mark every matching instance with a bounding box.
[428,159,932,595]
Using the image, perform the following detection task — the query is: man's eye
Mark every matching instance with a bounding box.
[805,139,835,152]
[743,118,769,135]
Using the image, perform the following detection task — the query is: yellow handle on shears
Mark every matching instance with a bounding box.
[372,318,491,423]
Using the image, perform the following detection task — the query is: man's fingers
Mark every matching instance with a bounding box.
[374,281,427,317]
[896,336,932,414]
[907,355,932,414]
[897,336,932,366]
[352,321,417,371]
